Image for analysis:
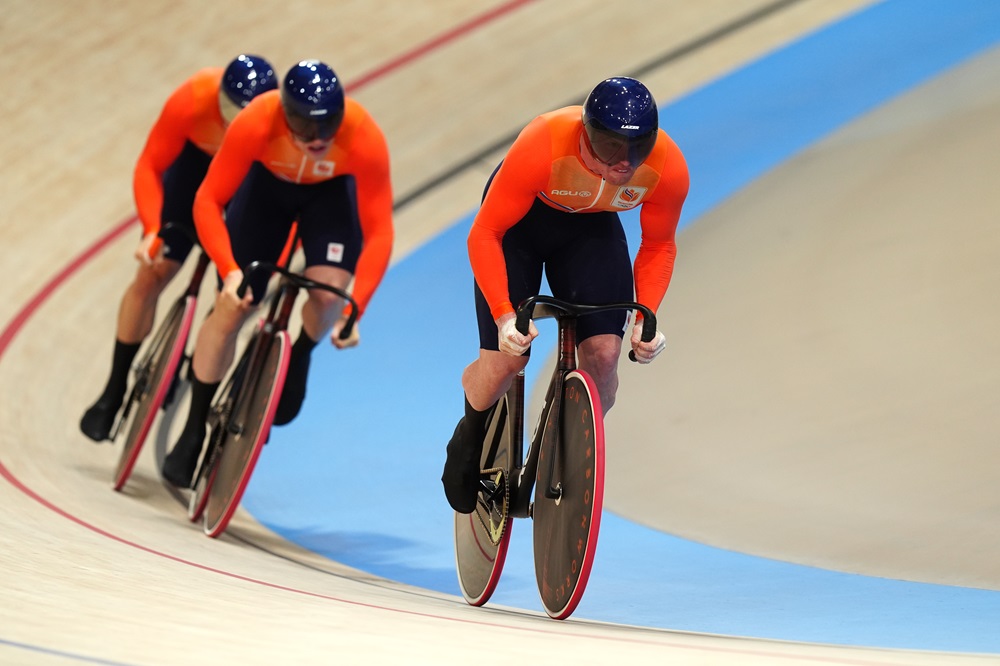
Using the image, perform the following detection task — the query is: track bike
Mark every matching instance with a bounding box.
[110,225,210,491]
[453,295,656,619]
[187,260,357,538]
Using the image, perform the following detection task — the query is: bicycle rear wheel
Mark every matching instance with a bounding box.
[202,330,290,538]
[187,429,220,523]
[454,390,516,606]
[113,295,195,491]
[532,370,605,620]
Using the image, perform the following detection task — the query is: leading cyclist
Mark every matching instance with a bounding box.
[442,77,690,513]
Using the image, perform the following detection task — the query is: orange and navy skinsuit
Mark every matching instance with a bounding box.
[192,90,394,318]
[133,67,228,256]
[468,106,689,328]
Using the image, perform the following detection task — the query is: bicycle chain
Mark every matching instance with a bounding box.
[475,467,509,546]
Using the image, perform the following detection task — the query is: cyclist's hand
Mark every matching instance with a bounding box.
[330,316,360,349]
[134,232,162,265]
[496,312,537,356]
[220,270,253,310]
[630,319,665,364]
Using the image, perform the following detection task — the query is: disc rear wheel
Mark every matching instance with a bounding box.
[454,393,515,606]
[113,296,195,491]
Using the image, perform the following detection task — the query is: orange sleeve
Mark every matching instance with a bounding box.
[467,116,553,320]
[633,140,690,317]
[344,115,394,318]
[191,103,268,278]
[132,81,198,236]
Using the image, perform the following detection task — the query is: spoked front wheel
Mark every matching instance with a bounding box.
[532,370,605,620]
[202,330,290,538]
[113,295,196,491]
[454,386,517,606]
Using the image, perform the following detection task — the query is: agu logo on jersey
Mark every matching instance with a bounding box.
[611,186,647,209]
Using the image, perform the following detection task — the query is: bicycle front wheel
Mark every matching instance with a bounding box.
[113,295,195,491]
[532,370,605,620]
[203,330,290,538]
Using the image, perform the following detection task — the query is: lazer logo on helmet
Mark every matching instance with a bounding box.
[621,125,640,130]
[551,190,592,197]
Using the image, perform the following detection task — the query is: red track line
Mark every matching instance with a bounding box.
[346,0,537,92]
[0,214,137,356]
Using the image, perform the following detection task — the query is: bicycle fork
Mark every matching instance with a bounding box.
[511,316,579,516]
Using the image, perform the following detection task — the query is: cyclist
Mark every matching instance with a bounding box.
[442,77,690,513]
[80,54,278,442]
[161,60,394,488]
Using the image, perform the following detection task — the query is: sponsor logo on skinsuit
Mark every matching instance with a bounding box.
[611,186,647,209]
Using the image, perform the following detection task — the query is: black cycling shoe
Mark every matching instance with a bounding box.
[161,430,204,488]
[273,351,310,426]
[79,398,119,442]
[441,418,483,514]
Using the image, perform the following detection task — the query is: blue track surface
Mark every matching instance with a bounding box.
[243,0,1000,652]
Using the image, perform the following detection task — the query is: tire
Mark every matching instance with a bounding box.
[187,323,258,522]
[454,392,515,606]
[187,428,220,523]
[202,330,290,538]
[113,296,195,491]
[532,370,605,620]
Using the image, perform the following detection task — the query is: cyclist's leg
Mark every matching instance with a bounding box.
[546,211,633,413]
[164,164,291,485]
[461,349,527,412]
[444,199,546,513]
[272,174,362,426]
[576,335,624,414]
[117,257,184,342]
[81,145,204,441]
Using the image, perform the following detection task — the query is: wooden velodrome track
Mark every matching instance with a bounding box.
[2,1,999,664]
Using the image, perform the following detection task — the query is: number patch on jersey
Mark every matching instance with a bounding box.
[327,242,345,263]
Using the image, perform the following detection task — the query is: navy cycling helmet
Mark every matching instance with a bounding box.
[222,54,277,108]
[582,77,658,166]
[281,60,345,142]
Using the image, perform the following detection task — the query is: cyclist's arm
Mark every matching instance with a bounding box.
[192,109,265,278]
[345,115,394,319]
[133,83,197,236]
[468,117,553,320]
[634,146,689,314]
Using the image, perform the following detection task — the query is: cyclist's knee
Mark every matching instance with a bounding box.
[208,298,251,334]
[305,287,344,315]
[133,259,179,296]
[578,335,621,377]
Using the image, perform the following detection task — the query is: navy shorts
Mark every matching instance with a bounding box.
[157,141,212,262]
[223,163,362,303]
[474,170,634,353]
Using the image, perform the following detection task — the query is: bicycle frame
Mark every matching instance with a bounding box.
[219,260,360,434]
[454,294,658,616]
[190,260,359,535]
[503,296,656,518]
